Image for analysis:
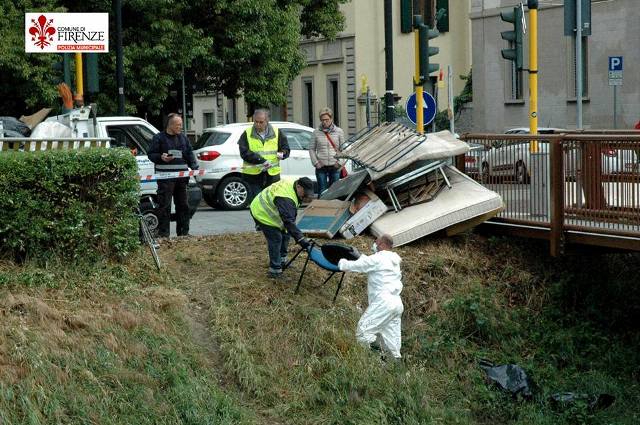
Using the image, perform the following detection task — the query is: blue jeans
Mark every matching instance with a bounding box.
[259,223,290,272]
[315,166,341,198]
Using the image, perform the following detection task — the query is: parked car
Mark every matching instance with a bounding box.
[193,122,318,210]
[480,127,638,183]
[463,142,485,177]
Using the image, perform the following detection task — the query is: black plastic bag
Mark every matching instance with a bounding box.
[479,359,533,398]
[0,117,31,137]
[550,392,615,412]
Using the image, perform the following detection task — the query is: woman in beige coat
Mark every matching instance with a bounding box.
[309,107,345,197]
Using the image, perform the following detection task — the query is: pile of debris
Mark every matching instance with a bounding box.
[297,122,504,247]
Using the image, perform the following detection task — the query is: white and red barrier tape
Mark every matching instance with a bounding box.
[137,162,278,182]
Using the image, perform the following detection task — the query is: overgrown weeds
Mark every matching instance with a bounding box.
[1,232,639,424]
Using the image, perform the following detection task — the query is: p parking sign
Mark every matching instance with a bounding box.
[608,56,623,86]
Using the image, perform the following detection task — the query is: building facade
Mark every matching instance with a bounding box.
[191,0,472,138]
[471,0,640,132]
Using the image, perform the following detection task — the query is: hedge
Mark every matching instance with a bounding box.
[0,148,139,262]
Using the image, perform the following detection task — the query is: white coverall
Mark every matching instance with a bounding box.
[338,250,404,358]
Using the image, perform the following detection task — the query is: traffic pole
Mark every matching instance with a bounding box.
[414,17,423,134]
[528,0,538,150]
[75,52,84,106]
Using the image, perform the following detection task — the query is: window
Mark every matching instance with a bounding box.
[302,78,314,127]
[569,36,589,98]
[327,76,340,126]
[192,130,231,150]
[106,125,152,154]
[505,41,523,101]
[282,129,312,150]
[203,112,214,129]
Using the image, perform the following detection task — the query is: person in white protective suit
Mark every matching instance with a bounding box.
[338,234,404,359]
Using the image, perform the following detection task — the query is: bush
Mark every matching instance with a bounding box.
[0,148,139,262]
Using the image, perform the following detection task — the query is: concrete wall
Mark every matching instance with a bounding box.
[471,0,640,132]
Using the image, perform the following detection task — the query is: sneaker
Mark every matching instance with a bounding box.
[268,267,283,279]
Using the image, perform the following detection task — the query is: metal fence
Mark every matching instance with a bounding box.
[458,132,640,254]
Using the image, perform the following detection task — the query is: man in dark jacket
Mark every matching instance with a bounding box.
[238,109,290,202]
[148,113,199,237]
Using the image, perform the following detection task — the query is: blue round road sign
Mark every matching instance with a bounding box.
[406,91,437,126]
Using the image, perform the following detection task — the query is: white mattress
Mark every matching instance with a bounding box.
[370,165,504,246]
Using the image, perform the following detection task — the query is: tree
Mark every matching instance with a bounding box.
[0,0,348,118]
[0,0,64,116]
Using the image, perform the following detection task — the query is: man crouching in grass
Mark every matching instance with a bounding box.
[338,234,404,360]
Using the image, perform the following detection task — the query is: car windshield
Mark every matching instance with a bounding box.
[193,130,231,150]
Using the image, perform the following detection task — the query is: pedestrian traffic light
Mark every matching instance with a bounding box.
[500,6,523,70]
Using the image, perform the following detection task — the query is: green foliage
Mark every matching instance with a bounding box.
[435,68,472,132]
[0,148,139,262]
[0,0,65,115]
[0,0,348,117]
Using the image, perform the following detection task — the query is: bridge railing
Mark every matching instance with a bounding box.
[458,132,640,254]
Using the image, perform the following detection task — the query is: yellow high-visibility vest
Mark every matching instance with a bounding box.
[243,126,280,176]
[250,179,299,229]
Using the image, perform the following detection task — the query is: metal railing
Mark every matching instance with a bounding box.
[458,132,640,254]
[0,137,112,152]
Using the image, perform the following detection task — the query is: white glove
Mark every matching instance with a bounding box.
[262,161,272,170]
[276,152,285,160]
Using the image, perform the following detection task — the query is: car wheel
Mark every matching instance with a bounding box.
[140,201,159,238]
[515,161,529,184]
[481,162,490,183]
[217,176,250,210]
[203,192,219,208]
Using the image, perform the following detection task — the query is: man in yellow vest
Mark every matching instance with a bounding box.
[250,177,314,278]
[239,108,290,202]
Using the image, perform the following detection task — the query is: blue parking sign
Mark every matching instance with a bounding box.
[609,56,623,71]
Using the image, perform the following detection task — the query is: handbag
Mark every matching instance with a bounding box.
[323,131,348,178]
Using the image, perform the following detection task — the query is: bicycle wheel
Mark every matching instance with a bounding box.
[140,217,161,270]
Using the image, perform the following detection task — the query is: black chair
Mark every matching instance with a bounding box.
[283,241,361,303]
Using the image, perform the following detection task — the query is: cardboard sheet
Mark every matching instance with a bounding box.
[297,199,352,238]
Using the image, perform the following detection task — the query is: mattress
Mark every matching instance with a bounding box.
[370,165,504,246]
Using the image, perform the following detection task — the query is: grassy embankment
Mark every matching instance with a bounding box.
[1,232,639,424]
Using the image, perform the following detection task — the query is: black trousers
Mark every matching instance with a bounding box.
[244,172,280,203]
[157,178,190,237]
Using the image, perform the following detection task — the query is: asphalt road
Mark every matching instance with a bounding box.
[170,205,255,237]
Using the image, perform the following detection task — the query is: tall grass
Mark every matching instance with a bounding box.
[1,232,639,424]
[0,253,252,425]
[170,232,640,425]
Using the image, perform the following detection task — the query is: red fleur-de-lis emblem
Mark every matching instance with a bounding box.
[29,15,56,50]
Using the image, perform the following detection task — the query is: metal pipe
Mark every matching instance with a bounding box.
[576,0,583,129]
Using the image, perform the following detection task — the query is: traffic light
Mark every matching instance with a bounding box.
[85,53,100,93]
[500,6,523,70]
[415,17,440,83]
